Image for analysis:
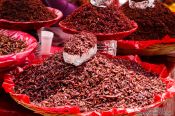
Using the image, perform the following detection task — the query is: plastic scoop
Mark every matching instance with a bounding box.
[40,31,54,55]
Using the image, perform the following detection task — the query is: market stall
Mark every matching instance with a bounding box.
[1,0,175,116]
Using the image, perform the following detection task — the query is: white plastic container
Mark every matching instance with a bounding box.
[40,31,54,55]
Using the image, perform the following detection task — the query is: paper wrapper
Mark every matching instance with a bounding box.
[0,29,37,70]
[0,7,63,30]
[63,45,97,66]
[118,35,175,56]
[2,47,175,116]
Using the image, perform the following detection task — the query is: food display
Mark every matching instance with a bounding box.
[2,32,175,115]
[61,3,133,33]
[1,0,175,116]
[0,0,57,22]
[3,50,171,114]
[12,52,166,112]
[0,0,63,30]
[117,0,175,56]
[59,2,138,40]
[121,1,175,40]
[0,34,26,55]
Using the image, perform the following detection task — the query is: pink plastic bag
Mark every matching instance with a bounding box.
[0,29,37,69]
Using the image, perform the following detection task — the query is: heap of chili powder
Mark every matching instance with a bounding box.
[14,52,165,112]
[0,34,26,55]
[0,0,57,22]
[121,1,175,40]
[61,3,134,33]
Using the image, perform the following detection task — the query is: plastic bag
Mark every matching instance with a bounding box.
[0,29,37,69]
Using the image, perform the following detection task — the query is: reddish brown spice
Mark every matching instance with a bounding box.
[61,3,134,33]
[0,0,57,22]
[14,53,165,112]
[121,1,175,40]
[0,34,26,55]
[64,32,97,55]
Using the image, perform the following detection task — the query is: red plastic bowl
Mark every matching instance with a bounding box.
[59,20,138,41]
[0,7,63,30]
[2,47,175,116]
[0,29,37,69]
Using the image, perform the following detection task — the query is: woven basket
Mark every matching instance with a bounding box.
[2,49,175,116]
[118,43,175,56]
[118,36,175,56]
